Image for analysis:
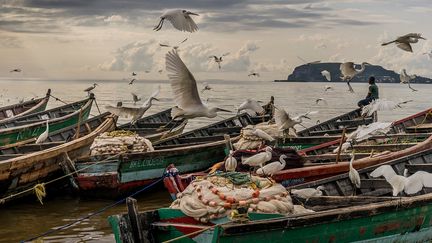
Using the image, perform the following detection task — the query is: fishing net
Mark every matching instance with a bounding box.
[234,123,280,150]
[90,130,154,155]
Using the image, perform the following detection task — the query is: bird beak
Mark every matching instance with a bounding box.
[217,108,231,112]
[419,36,426,40]
[187,12,199,16]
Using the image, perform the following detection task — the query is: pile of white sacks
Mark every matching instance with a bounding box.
[90,130,154,156]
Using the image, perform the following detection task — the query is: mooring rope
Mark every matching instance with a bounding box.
[93,98,102,115]
[49,94,69,105]
[21,176,164,243]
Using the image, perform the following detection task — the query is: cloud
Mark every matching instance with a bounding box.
[0,36,23,48]
[99,39,159,72]
[103,15,128,23]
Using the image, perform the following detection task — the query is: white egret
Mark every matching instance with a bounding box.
[131,93,141,104]
[201,82,212,93]
[166,50,230,120]
[321,70,331,81]
[361,99,413,117]
[129,79,136,85]
[290,186,325,199]
[237,99,264,115]
[35,120,49,144]
[315,98,327,105]
[153,9,199,32]
[340,62,370,93]
[400,69,418,92]
[132,72,137,76]
[348,151,361,191]
[242,146,273,168]
[105,86,160,124]
[275,107,317,136]
[252,128,275,142]
[248,72,260,77]
[225,150,237,172]
[209,53,230,69]
[381,33,426,52]
[84,83,97,93]
[159,38,188,50]
[324,85,333,91]
[257,154,287,177]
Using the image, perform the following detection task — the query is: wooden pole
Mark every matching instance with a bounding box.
[126,197,144,243]
[335,128,347,164]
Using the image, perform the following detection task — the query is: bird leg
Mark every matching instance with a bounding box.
[153,18,164,31]
[347,80,355,93]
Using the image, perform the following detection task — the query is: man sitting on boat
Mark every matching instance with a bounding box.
[357,76,379,107]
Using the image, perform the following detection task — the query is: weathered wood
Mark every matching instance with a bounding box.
[360,179,391,189]
[406,164,432,173]
[335,128,346,163]
[126,197,145,243]
[333,118,373,127]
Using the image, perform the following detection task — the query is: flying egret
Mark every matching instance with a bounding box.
[153,9,199,32]
[251,128,275,142]
[275,107,317,136]
[340,62,370,93]
[324,85,333,92]
[361,99,413,117]
[132,72,137,76]
[84,83,97,93]
[131,93,141,105]
[348,151,361,193]
[10,68,22,73]
[321,70,331,81]
[165,50,230,121]
[242,146,273,169]
[237,99,264,115]
[158,69,163,74]
[315,98,327,105]
[225,150,237,172]
[381,33,426,52]
[105,86,160,124]
[159,38,188,50]
[35,120,49,144]
[400,69,418,92]
[248,72,260,77]
[290,186,325,199]
[129,79,136,85]
[201,82,212,93]
[209,53,230,69]
[256,154,287,177]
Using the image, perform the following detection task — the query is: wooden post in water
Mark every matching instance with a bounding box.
[335,128,347,164]
[126,197,144,243]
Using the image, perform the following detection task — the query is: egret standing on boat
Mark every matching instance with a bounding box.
[340,62,370,93]
[242,146,273,169]
[256,154,287,177]
[290,186,325,199]
[349,151,361,194]
[166,50,230,121]
[35,120,49,144]
[153,9,199,32]
[84,83,97,94]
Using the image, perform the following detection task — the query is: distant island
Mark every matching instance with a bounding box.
[275,62,432,83]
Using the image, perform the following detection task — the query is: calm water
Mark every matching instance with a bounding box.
[0,79,430,242]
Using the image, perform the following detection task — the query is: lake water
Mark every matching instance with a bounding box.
[0,79,430,242]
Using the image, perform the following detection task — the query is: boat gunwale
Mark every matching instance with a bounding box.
[0,89,51,122]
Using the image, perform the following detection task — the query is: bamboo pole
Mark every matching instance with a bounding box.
[335,128,347,164]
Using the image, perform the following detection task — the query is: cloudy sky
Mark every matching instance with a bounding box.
[1,0,431,81]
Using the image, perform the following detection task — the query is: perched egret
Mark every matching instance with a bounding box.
[381,33,426,52]
[10,68,21,73]
[321,70,331,81]
[340,62,370,93]
[315,98,327,105]
[251,128,275,142]
[290,186,325,199]
[153,9,199,32]
[165,50,230,121]
[237,99,264,115]
[209,53,230,69]
[131,93,141,104]
[36,120,49,144]
[105,86,160,124]
[400,69,418,92]
[242,146,273,168]
[201,82,212,93]
[84,83,97,93]
[275,107,317,136]
[361,99,413,117]
[256,154,287,176]
[248,72,260,77]
[225,150,237,172]
[348,151,361,193]
[159,38,188,50]
[324,85,333,91]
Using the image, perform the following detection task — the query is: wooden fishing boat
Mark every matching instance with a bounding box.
[108,148,432,243]
[118,108,187,142]
[74,111,272,198]
[0,95,94,147]
[0,114,117,203]
[0,112,112,161]
[0,89,51,122]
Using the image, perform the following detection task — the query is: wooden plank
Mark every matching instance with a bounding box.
[351,143,417,151]
[126,197,145,243]
[406,164,432,173]
[308,127,357,136]
[360,179,391,189]
[333,118,373,127]
[208,126,242,134]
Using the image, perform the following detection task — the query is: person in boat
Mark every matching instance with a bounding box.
[357,76,379,107]
[264,96,275,117]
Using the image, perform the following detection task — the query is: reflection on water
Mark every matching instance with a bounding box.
[0,79,430,242]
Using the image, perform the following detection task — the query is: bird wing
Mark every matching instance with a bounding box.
[131,93,139,101]
[274,107,291,129]
[370,165,396,181]
[142,86,161,106]
[253,129,275,141]
[105,105,141,118]
[396,43,413,52]
[321,70,331,81]
[180,38,188,44]
[404,171,432,195]
[165,12,198,32]
[353,122,392,141]
[294,111,318,120]
[166,50,204,110]
[400,33,423,39]
[159,43,171,47]
[340,62,355,79]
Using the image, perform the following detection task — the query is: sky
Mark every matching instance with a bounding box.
[0,0,432,81]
